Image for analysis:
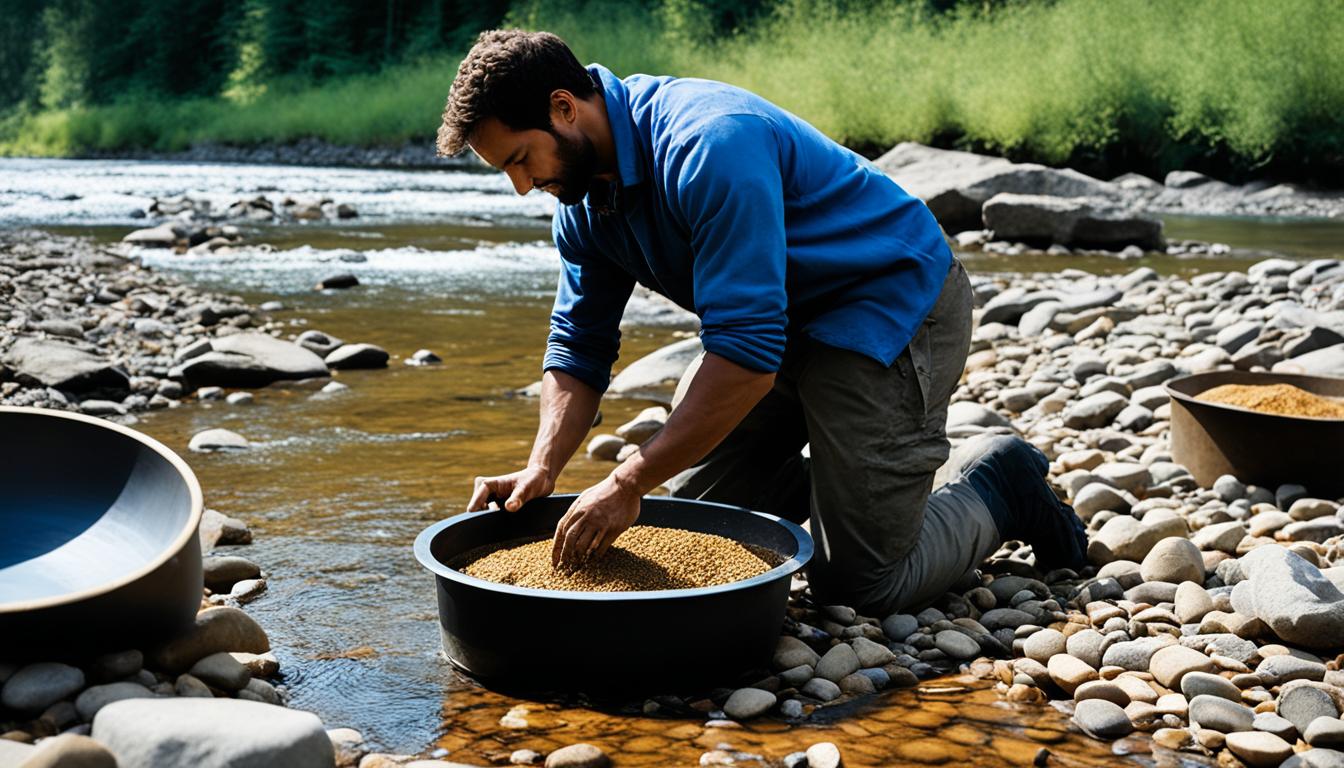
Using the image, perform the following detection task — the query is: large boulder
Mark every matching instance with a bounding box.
[93,698,334,768]
[170,333,328,389]
[3,336,130,394]
[875,142,1119,232]
[608,337,703,399]
[981,193,1165,250]
[1230,545,1344,650]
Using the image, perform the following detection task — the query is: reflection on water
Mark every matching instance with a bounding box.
[17,160,1340,764]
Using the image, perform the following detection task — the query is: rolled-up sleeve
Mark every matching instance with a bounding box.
[668,114,788,373]
[542,215,635,393]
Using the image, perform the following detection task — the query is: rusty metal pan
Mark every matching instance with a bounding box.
[1165,370,1344,497]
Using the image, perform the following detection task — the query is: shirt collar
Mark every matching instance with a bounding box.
[588,63,644,189]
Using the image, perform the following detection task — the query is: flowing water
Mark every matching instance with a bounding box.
[6,159,1343,765]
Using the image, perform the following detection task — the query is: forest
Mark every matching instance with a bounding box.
[1,0,1341,181]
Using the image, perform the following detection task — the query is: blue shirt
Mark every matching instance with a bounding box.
[543,64,952,393]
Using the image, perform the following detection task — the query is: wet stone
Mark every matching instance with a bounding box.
[544,743,610,768]
[801,678,841,702]
[1074,699,1134,740]
[804,742,842,768]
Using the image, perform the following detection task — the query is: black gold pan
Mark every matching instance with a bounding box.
[415,495,813,694]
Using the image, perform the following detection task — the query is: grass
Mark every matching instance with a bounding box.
[4,0,1342,180]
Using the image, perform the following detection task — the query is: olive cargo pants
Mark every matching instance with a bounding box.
[666,259,1002,617]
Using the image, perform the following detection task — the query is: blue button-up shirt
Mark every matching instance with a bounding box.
[543,64,952,393]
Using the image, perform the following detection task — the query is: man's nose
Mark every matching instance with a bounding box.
[507,168,530,196]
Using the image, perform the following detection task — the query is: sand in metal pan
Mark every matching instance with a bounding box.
[1196,382,1344,419]
[456,525,779,592]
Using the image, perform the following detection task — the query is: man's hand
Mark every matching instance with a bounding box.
[467,465,555,512]
[551,475,641,569]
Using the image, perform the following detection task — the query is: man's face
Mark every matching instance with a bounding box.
[470,116,597,205]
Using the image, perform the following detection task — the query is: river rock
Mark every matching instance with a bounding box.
[608,337,702,398]
[1150,645,1217,689]
[1,662,86,712]
[1140,537,1205,584]
[982,193,1163,250]
[1024,628,1066,663]
[1047,654,1097,695]
[1189,694,1255,732]
[1065,629,1112,669]
[851,637,894,667]
[1073,698,1134,739]
[1175,582,1215,623]
[171,333,329,389]
[1073,483,1135,520]
[1231,545,1344,650]
[1102,637,1175,671]
[934,630,980,660]
[150,606,270,672]
[189,428,250,452]
[1289,498,1339,521]
[882,613,920,641]
[1088,513,1188,564]
[773,637,820,669]
[189,652,251,691]
[876,142,1118,232]
[315,273,359,290]
[1306,718,1344,749]
[801,677,842,702]
[3,337,131,393]
[92,698,334,768]
[203,555,262,591]
[585,434,625,461]
[295,330,344,357]
[1279,685,1340,735]
[723,688,776,720]
[74,682,154,721]
[804,742,843,768]
[947,401,1011,429]
[324,343,389,370]
[1254,713,1298,741]
[1062,391,1129,429]
[19,733,117,768]
[1225,731,1294,767]
[1180,671,1240,702]
[815,643,861,682]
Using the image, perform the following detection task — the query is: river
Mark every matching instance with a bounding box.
[6,158,1343,766]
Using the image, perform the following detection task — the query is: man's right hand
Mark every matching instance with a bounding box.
[467,465,555,513]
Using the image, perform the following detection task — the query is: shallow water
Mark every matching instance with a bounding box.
[8,159,1341,764]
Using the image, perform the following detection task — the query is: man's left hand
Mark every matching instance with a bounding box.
[551,474,641,569]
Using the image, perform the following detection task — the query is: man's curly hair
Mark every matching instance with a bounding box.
[436,30,597,157]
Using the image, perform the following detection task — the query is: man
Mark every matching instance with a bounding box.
[442,29,1087,617]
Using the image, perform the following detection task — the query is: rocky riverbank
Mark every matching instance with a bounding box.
[0,229,403,417]
[573,253,1344,767]
[0,509,379,768]
[79,137,484,171]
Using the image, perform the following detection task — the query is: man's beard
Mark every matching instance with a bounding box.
[542,129,598,205]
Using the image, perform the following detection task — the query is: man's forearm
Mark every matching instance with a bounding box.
[529,369,603,483]
[612,352,774,495]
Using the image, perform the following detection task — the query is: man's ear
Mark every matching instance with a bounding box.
[550,89,578,126]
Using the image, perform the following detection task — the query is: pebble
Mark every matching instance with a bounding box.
[1278,685,1340,734]
[801,678,841,702]
[1024,628,1066,663]
[1225,731,1294,767]
[18,733,117,768]
[934,630,980,660]
[1189,694,1255,732]
[1046,654,1097,695]
[839,673,876,695]
[1174,581,1215,624]
[1256,655,1327,686]
[188,427,250,452]
[150,606,270,672]
[882,614,919,641]
[544,744,610,768]
[88,650,143,682]
[1306,718,1344,748]
[773,637,820,669]
[189,652,251,691]
[1073,680,1129,707]
[804,742,842,768]
[850,637,894,667]
[0,663,85,713]
[814,644,860,682]
[778,665,814,687]
[1254,712,1298,741]
[73,682,154,721]
[1180,671,1240,702]
[1073,699,1134,739]
[1149,645,1216,689]
[202,555,262,592]
[723,688,776,720]
[1139,537,1205,585]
